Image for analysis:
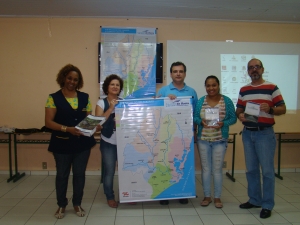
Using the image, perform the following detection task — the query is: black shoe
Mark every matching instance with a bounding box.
[239,202,261,209]
[179,198,188,204]
[260,209,271,219]
[160,200,169,205]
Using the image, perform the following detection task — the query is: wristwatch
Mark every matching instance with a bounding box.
[268,107,274,115]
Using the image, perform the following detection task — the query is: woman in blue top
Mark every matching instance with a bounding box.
[194,75,236,208]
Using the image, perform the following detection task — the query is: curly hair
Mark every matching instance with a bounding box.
[102,74,123,96]
[56,64,84,89]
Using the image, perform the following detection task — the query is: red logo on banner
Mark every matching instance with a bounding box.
[122,192,129,197]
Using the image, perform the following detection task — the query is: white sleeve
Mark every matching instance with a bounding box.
[96,99,105,110]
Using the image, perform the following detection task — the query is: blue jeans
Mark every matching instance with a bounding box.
[100,139,117,200]
[53,149,91,207]
[242,127,276,210]
[197,139,227,198]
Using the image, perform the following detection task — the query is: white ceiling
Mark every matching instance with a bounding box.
[0,0,300,23]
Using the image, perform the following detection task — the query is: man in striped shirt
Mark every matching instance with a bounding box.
[236,58,286,219]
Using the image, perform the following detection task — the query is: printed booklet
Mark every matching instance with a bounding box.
[76,115,106,137]
[244,101,260,123]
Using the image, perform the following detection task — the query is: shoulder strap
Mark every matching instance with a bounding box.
[103,98,109,112]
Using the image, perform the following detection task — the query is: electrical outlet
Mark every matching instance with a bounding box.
[222,161,227,168]
[42,162,47,169]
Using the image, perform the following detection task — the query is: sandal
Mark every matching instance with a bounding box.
[107,199,118,208]
[54,207,65,219]
[214,202,223,208]
[74,206,85,217]
[200,198,212,207]
[214,198,223,208]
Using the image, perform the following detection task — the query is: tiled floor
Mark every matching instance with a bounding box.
[0,172,300,225]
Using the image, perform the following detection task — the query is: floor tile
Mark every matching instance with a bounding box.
[16,198,45,206]
[0,206,13,216]
[25,216,57,225]
[25,191,52,199]
[280,211,300,223]
[143,207,171,215]
[195,204,225,215]
[226,213,261,224]
[0,198,21,206]
[273,202,299,213]
[115,216,144,225]
[5,205,40,217]
[169,207,198,215]
[200,214,233,225]
[54,216,86,225]
[172,215,203,225]
[116,207,143,216]
[0,215,31,225]
[278,195,300,203]
[144,215,174,225]
[221,202,252,214]
[85,216,115,225]
[0,173,299,224]
[253,211,289,224]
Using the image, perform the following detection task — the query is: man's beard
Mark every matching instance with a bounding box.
[250,73,260,80]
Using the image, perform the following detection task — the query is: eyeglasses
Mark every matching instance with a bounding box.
[248,65,262,71]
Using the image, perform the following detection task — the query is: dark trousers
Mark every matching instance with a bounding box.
[53,149,91,207]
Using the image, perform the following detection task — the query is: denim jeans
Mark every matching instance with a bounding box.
[53,149,90,207]
[100,139,117,200]
[242,127,276,210]
[197,139,227,198]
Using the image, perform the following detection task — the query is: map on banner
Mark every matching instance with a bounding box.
[100,27,157,99]
[115,97,196,203]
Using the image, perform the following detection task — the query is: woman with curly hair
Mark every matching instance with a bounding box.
[95,74,123,208]
[45,64,99,219]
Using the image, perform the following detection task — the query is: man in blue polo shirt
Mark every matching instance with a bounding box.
[157,61,198,205]
[157,61,198,110]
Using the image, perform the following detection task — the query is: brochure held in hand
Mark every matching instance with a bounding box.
[244,101,260,123]
[205,107,220,126]
[76,115,106,137]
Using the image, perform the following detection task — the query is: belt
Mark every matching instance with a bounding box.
[244,126,270,131]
